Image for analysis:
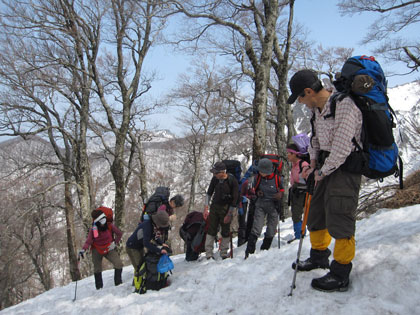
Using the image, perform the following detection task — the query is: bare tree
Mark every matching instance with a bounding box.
[0,139,63,309]
[0,0,108,281]
[88,0,168,230]
[338,0,420,74]
[168,61,235,212]
[168,0,282,158]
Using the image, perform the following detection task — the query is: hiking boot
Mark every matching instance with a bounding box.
[114,268,122,286]
[311,272,349,292]
[245,234,257,258]
[260,236,273,250]
[94,272,103,290]
[292,248,331,271]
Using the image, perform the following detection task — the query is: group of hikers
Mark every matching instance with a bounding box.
[79,55,402,295]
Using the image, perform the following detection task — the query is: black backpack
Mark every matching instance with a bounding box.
[134,253,170,294]
[179,211,208,253]
[222,159,242,183]
[141,187,170,221]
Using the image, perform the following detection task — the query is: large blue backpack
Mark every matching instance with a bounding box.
[332,55,403,188]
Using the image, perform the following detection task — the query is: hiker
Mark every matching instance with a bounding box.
[287,69,362,292]
[286,143,311,243]
[141,187,184,221]
[245,158,284,258]
[179,211,207,261]
[237,164,258,246]
[126,210,171,274]
[203,161,239,260]
[79,209,124,290]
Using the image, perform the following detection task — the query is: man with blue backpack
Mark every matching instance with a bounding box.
[287,68,363,293]
[286,56,401,292]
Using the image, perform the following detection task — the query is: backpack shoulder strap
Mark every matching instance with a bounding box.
[324,92,346,119]
[254,174,262,190]
[298,160,304,174]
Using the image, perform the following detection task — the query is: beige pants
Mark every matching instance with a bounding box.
[126,247,144,271]
[92,248,123,273]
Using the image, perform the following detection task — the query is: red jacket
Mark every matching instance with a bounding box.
[82,223,122,251]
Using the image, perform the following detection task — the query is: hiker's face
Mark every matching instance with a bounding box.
[214,171,227,179]
[287,151,297,162]
[298,88,316,108]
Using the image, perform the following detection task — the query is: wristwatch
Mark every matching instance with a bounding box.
[318,169,323,176]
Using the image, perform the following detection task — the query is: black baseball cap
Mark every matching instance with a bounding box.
[210,162,226,174]
[287,69,320,104]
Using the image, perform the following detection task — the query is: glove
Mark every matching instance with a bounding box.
[161,245,172,255]
[306,171,315,194]
[108,242,116,251]
[274,191,283,201]
[223,214,232,224]
[203,206,209,220]
[78,250,85,259]
[238,207,244,216]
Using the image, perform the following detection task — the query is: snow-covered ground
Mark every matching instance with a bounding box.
[2,204,420,315]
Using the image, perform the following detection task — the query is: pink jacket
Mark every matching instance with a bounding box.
[290,159,310,186]
[82,223,123,251]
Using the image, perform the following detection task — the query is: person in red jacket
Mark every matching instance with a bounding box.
[80,209,123,290]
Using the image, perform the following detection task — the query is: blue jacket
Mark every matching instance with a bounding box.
[126,219,164,254]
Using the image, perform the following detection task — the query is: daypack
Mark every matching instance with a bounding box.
[134,253,170,294]
[141,186,170,221]
[222,159,242,184]
[331,55,403,188]
[179,211,208,253]
[96,206,114,223]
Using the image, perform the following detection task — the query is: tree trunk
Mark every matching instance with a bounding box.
[64,172,81,281]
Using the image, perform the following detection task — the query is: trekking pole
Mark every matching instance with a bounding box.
[288,174,315,296]
[277,220,280,248]
[73,255,81,302]
[230,232,234,259]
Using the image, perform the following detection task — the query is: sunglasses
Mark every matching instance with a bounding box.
[299,91,306,98]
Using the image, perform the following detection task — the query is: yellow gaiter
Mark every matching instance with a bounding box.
[334,236,356,264]
[309,229,332,251]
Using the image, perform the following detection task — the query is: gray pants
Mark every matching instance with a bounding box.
[290,186,306,223]
[308,168,361,239]
[251,199,278,239]
[92,248,123,273]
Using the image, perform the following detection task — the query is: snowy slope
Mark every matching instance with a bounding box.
[2,205,420,315]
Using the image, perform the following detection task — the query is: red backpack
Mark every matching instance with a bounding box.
[96,206,114,223]
[91,207,115,255]
[255,154,284,191]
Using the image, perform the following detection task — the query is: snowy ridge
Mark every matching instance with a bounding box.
[2,205,419,315]
[388,81,420,112]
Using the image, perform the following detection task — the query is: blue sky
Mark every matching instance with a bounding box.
[145,1,418,134]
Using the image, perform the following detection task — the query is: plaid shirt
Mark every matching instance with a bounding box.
[308,93,363,176]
